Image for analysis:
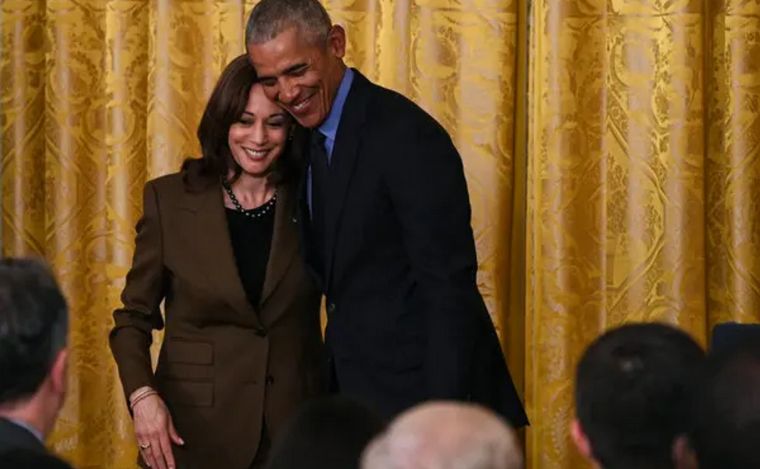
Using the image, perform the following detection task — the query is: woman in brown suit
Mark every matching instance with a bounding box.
[109,54,323,469]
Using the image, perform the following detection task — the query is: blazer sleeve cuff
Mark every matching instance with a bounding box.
[109,326,156,403]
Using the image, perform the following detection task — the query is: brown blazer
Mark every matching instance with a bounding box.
[109,167,324,469]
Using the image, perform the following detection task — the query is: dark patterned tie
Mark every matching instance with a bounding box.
[309,130,329,276]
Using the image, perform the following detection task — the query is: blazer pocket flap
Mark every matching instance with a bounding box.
[167,339,213,365]
[163,380,213,407]
[159,363,214,381]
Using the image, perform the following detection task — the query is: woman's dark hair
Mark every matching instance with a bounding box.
[183,54,302,185]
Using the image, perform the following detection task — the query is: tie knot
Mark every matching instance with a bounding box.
[309,130,328,166]
[311,131,326,148]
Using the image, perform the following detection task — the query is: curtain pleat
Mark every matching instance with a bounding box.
[705,0,760,331]
[525,0,711,467]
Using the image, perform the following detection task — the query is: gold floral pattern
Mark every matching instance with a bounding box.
[525,0,759,467]
[2,1,759,468]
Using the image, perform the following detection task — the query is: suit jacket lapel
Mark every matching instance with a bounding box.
[259,182,298,319]
[323,69,371,289]
[179,174,263,329]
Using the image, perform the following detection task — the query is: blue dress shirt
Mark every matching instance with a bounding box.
[308,68,355,214]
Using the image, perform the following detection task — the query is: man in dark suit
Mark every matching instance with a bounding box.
[246,0,527,426]
[0,258,73,468]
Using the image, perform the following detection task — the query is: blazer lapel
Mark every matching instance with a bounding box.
[259,182,298,317]
[323,70,371,289]
[180,176,263,329]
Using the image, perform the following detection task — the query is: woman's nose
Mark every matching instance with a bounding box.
[250,122,267,145]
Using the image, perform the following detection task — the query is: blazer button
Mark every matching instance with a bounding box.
[327,303,336,314]
[266,375,275,385]
[291,216,298,224]
[256,328,268,337]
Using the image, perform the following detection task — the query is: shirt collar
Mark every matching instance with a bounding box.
[317,68,354,141]
[8,418,44,443]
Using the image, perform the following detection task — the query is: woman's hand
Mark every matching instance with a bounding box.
[131,389,184,469]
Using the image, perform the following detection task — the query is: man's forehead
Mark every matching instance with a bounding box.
[248,27,314,66]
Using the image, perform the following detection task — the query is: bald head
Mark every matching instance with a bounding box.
[361,402,522,469]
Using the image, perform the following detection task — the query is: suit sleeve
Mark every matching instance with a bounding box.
[109,181,167,399]
[386,117,483,398]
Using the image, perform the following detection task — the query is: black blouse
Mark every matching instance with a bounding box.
[225,203,276,308]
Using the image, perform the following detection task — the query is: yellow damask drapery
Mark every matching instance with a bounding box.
[1,1,758,468]
[525,0,760,465]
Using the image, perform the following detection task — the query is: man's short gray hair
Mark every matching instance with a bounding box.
[246,0,332,46]
[361,402,523,469]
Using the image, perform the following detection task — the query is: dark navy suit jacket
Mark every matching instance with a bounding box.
[300,69,528,426]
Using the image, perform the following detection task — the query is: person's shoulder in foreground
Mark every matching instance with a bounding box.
[0,448,73,469]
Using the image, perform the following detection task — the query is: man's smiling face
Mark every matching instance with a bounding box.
[247,25,347,129]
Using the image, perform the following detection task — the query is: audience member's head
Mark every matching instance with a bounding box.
[572,323,704,469]
[0,258,69,438]
[362,401,522,469]
[688,336,760,469]
[266,396,385,469]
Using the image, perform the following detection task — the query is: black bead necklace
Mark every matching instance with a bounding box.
[221,179,277,219]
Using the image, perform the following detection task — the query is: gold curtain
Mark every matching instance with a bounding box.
[524,0,760,467]
[1,1,759,468]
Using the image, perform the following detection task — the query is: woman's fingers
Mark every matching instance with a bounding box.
[168,419,185,446]
[157,429,176,469]
[146,441,167,469]
[133,394,178,469]
[139,442,158,468]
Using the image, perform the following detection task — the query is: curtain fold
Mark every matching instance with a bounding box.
[2,1,759,468]
[706,0,760,330]
[1,0,46,255]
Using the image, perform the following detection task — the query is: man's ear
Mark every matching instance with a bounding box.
[673,435,698,469]
[49,348,69,397]
[327,25,346,59]
[571,419,593,459]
